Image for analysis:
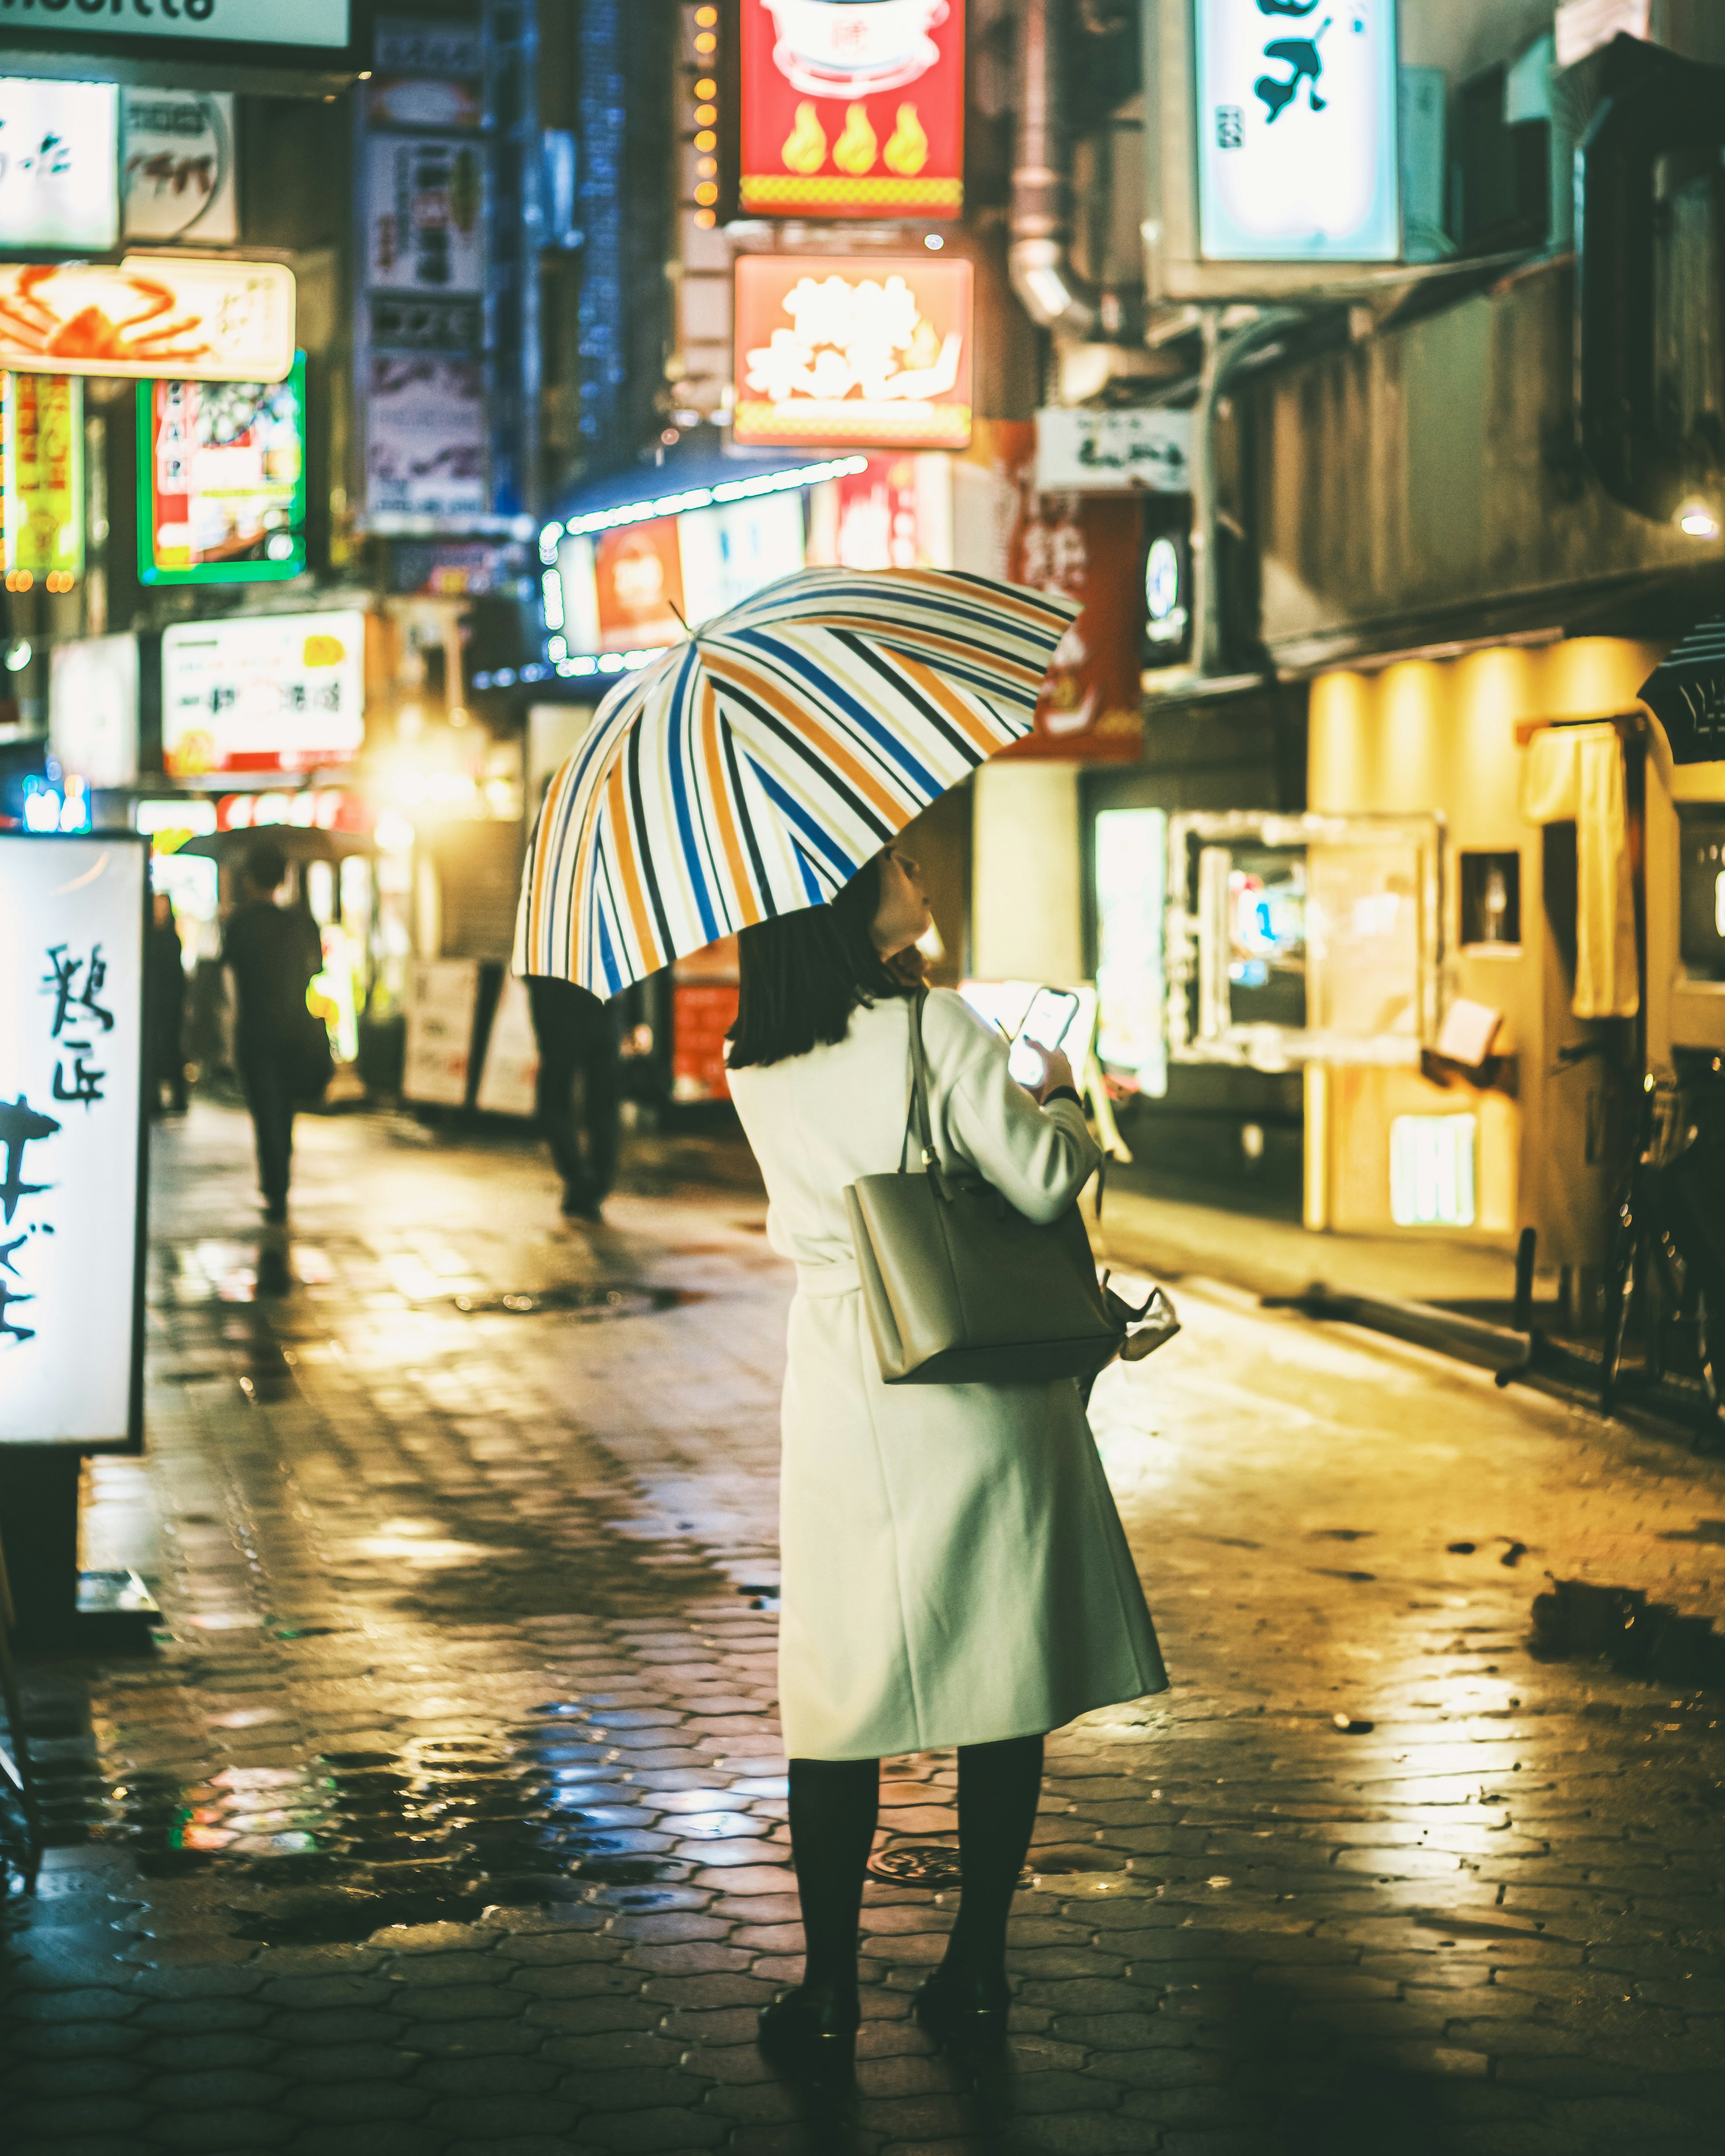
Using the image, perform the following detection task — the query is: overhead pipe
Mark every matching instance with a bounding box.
[1010,0,1128,342]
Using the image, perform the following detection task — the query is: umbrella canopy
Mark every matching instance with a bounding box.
[178,826,375,863]
[1639,619,1725,764]
[518,567,1080,995]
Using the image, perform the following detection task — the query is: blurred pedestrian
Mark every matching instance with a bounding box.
[726,846,1166,2063]
[146,892,188,1116]
[527,975,621,1221]
[221,839,323,1224]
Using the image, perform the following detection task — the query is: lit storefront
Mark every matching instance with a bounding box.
[1299,638,1670,1277]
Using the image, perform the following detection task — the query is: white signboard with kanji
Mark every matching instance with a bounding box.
[0,834,148,1447]
[161,610,367,779]
[0,78,118,251]
[1194,0,1400,263]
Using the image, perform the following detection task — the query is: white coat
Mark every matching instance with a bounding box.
[728,986,1167,1762]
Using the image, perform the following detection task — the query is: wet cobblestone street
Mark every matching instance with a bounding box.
[3,1102,1725,2156]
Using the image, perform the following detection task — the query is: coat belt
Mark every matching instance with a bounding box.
[795,1261,861,1299]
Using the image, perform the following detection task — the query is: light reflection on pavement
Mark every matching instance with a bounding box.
[0,1100,1721,2156]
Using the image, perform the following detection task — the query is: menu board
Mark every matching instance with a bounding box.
[139,355,306,585]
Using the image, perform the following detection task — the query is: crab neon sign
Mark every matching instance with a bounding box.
[0,257,296,384]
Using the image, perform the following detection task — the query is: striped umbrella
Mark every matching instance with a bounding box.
[516,567,1080,994]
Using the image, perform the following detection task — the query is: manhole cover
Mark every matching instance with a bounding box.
[867,1844,1034,1890]
[447,1284,694,1319]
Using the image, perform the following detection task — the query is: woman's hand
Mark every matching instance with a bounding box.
[1016,1038,1076,1105]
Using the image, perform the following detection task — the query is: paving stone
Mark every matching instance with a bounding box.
[574,2105,730,2150]
[7,2099,150,2138]
[142,2106,296,2148]
[425,2093,579,2137]
[2,2017,147,2059]
[3,2054,145,2098]
[283,2077,436,2122]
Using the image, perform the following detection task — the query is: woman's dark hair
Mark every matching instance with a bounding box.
[728,854,923,1069]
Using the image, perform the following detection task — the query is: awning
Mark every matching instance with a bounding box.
[1638,616,1725,764]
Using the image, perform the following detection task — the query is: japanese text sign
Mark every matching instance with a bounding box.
[2,372,83,580]
[0,257,296,383]
[740,0,963,218]
[0,833,148,1448]
[162,610,367,778]
[734,255,973,451]
[1035,407,1193,495]
[138,354,307,585]
[0,77,116,251]
[121,88,239,246]
[1194,0,1400,263]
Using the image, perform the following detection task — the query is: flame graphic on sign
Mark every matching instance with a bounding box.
[884,103,929,176]
[833,102,879,175]
[781,101,828,174]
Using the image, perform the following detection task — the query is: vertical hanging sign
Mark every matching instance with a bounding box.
[2,373,84,587]
[740,0,964,218]
[0,833,149,1449]
[1193,0,1401,262]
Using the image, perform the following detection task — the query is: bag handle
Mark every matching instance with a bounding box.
[900,988,955,1200]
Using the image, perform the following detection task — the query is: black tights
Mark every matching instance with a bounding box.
[787,1735,1044,2002]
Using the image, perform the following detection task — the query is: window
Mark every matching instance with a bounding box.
[1389,1114,1477,1228]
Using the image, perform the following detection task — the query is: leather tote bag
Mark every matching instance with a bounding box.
[845,990,1125,1385]
[288,1007,334,1105]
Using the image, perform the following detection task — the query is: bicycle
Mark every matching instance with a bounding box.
[1600,1055,1725,1449]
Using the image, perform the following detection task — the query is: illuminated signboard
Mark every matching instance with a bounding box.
[740,0,964,218]
[0,78,118,251]
[0,258,295,384]
[554,491,806,656]
[162,610,367,778]
[138,354,307,585]
[120,88,239,246]
[1194,0,1400,262]
[0,832,149,1450]
[50,635,140,790]
[16,0,351,45]
[3,372,83,587]
[734,255,973,450]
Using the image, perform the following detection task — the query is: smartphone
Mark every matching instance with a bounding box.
[1008,986,1081,1089]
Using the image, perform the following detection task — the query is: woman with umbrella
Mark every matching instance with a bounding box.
[519,567,1166,2061]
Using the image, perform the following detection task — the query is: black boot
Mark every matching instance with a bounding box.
[915,1734,1044,2050]
[758,1754,878,2067]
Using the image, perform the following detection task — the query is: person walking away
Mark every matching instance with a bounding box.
[146,892,189,1116]
[527,975,621,1221]
[221,840,323,1224]
[725,846,1167,2062]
